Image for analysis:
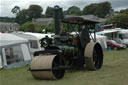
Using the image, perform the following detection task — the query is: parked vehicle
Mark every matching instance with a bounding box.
[107,40,126,50]
[97,28,128,47]
[116,29,128,47]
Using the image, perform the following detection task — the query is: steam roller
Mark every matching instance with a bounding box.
[29,5,103,80]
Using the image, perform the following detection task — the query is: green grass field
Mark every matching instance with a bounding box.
[0,49,128,85]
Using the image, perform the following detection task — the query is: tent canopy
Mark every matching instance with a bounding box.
[0,33,28,47]
[97,30,119,35]
[0,33,31,69]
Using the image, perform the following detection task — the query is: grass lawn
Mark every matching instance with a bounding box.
[0,49,128,85]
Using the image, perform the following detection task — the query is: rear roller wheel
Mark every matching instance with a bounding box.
[84,42,103,70]
[30,55,65,80]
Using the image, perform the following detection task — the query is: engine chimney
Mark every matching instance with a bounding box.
[54,5,63,35]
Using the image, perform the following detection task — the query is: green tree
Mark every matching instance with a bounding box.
[20,22,45,32]
[15,9,29,25]
[20,22,37,32]
[45,6,54,17]
[28,5,43,20]
[104,13,128,29]
[82,1,112,18]
[82,4,97,15]
[95,2,112,18]
[66,6,81,15]
[0,17,15,22]
[46,23,54,32]
[63,11,68,16]
[120,8,128,14]
[11,6,20,14]
[11,5,43,25]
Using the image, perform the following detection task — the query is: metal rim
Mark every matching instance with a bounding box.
[93,43,103,69]
[52,56,65,79]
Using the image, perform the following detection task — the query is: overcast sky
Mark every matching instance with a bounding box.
[0,0,128,17]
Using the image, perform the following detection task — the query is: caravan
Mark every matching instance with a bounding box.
[12,32,54,55]
[116,29,128,47]
[97,28,128,47]
[0,33,32,69]
[12,32,44,56]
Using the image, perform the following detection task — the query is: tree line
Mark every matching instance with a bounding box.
[1,1,128,33]
[0,17,15,22]
[11,1,112,25]
[103,8,128,29]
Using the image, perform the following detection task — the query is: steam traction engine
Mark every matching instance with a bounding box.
[29,6,103,80]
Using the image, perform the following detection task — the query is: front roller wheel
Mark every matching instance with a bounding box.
[30,55,65,80]
[84,42,103,70]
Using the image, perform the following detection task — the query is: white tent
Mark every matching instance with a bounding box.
[0,33,31,69]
